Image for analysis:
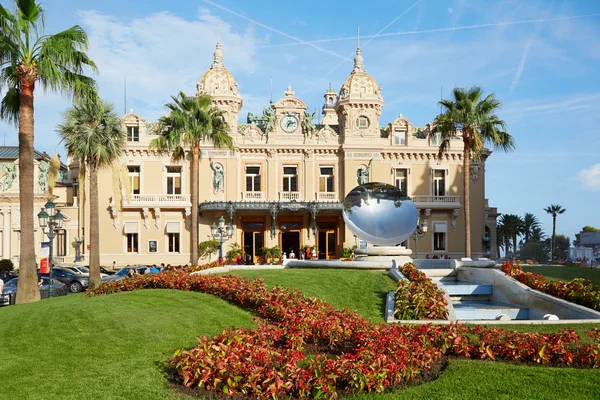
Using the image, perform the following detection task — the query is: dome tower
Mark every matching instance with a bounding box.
[334,28,384,138]
[196,22,243,133]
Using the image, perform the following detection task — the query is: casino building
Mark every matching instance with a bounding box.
[76,38,499,266]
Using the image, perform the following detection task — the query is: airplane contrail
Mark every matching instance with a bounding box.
[260,13,600,49]
[203,0,347,60]
[320,0,423,81]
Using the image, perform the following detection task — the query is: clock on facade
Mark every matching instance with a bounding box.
[280,114,299,133]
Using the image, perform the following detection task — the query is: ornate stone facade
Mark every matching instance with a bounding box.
[81,38,498,266]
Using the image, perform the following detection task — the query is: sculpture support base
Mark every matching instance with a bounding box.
[354,246,413,267]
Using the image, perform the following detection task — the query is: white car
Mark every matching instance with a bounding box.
[60,265,108,278]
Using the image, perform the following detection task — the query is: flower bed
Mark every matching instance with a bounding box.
[89,270,600,398]
[394,263,448,320]
[501,261,600,312]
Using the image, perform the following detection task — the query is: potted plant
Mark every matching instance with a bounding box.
[270,246,282,264]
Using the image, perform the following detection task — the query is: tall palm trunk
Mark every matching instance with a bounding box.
[15,75,39,304]
[505,237,511,259]
[551,216,556,261]
[463,134,471,258]
[513,234,518,260]
[191,143,199,265]
[88,162,101,288]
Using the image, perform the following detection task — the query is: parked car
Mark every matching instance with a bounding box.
[52,267,89,293]
[0,271,17,283]
[101,266,147,282]
[100,267,115,275]
[60,265,108,278]
[1,277,68,306]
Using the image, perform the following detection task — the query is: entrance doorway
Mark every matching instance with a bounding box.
[281,232,300,259]
[242,222,264,264]
[317,222,338,259]
[279,221,301,259]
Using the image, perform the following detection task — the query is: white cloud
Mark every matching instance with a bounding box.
[448,7,453,14]
[579,163,600,192]
[78,8,260,121]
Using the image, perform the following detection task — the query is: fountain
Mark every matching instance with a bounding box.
[343,182,417,266]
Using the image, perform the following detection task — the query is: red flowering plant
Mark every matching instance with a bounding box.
[394,263,448,320]
[88,266,600,398]
[501,261,600,312]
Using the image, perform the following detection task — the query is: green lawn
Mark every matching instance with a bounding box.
[522,265,600,286]
[0,290,254,400]
[1,270,599,400]
[229,269,396,323]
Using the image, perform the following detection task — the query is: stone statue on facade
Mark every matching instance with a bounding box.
[0,163,17,191]
[210,160,224,193]
[302,110,316,142]
[246,102,276,142]
[356,159,373,185]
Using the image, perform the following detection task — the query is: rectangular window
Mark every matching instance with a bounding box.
[127,126,139,142]
[319,167,334,193]
[394,169,408,196]
[434,232,446,251]
[393,130,405,145]
[166,166,182,195]
[431,132,442,146]
[432,170,446,196]
[433,222,447,251]
[56,230,67,257]
[245,166,261,192]
[128,166,140,195]
[126,233,138,253]
[282,166,298,192]
[167,233,180,253]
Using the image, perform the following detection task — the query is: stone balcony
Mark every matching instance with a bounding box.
[241,191,264,201]
[279,191,300,201]
[121,194,191,209]
[317,192,338,201]
[411,195,461,210]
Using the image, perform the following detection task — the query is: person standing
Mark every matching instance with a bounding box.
[305,247,311,261]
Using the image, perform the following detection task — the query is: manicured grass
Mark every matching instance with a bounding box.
[0,290,254,400]
[2,271,600,400]
[349,359,600,400]
[229,269,396,323]
[522,265,600,286]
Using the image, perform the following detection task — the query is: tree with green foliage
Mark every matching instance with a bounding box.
[150,92,232,265]
[522,213,542,244]
[544,204,566,260]
[198,240,220,262]
[0,259,14,273]
[433,87,515,258]
[0,0,97,303]
[57,98,124,288]
[543,234,570,261]
[499,214,523,260]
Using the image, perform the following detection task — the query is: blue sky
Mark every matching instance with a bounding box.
[1,0,599,242]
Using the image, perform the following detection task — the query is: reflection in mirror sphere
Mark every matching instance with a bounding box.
[343,183,418,246]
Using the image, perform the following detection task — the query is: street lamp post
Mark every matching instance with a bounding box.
[411,219,428,259]
[210,216,233,263]
[37,200,64,298]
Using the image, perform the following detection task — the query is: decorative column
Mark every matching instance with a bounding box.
[1,209,8,259]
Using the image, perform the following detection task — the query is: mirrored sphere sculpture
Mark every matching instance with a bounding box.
[343,183,418,246]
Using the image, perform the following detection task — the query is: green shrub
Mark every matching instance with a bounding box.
[198,240,220,262]
[342,246,357,259]
[0,258,14,273]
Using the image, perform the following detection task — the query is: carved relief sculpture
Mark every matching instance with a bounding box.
[38,160,50,193]
[0,163,17,192]
[452,209,460,231]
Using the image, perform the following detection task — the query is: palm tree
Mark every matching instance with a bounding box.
[57,99,124,288]
[530,226,546,243]
[544,204,566,261]
[522,213,541,244]
[150,92,232,265]
[433,87,515,258]
[0,1,97,304]
[496,223,507,260]
[499,214,523,260]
